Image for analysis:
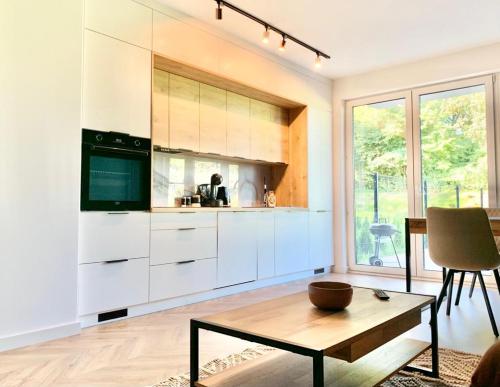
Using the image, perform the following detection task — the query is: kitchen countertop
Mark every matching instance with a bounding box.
[150,206,309,213]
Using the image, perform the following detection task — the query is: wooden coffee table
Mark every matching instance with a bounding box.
[190,287,438,387]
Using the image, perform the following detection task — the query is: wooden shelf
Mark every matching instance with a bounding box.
[195,338,430,387]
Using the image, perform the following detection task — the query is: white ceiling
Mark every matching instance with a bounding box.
[158,0,500,79]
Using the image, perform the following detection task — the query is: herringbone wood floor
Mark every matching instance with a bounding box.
[0,272,498,387]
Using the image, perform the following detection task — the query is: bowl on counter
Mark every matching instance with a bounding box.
[308,281,353,310]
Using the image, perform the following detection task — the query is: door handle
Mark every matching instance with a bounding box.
[178,227,196,231]
[107,212,130,215]
[103,259,129,264]
[176,260,195,265]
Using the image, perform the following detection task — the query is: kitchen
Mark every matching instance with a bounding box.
[77,0,333,327]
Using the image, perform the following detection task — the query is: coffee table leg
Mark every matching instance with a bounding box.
[313,353,324,387]
[190,320,199,387]
[430,301,439,378]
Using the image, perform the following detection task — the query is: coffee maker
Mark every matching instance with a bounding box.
[197,173,225,207]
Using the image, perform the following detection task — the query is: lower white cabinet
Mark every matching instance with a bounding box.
[150,228,217,265]
[217,212,257,287]
[309,211,333,269]
[257,212,275,279]
[275,211,309,275]
[149,258,217,301]
[79,212,150,264]
[78,257,149,315]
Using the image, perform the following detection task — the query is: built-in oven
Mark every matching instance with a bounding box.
[81,129,151,211]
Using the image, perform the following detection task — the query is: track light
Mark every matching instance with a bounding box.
[215,0,222,20]
[262,26,270,44]
[212,0,331,61]
[279,35,286,52]
[315,53,321,68]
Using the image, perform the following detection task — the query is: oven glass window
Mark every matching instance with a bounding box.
[89,155,146,202]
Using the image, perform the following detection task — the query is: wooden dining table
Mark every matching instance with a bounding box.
[404,217,500,292]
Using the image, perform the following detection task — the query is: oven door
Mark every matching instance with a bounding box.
[81,144,151,211]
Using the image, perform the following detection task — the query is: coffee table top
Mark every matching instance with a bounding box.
[195,287,434,353]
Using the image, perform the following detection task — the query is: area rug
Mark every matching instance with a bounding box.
[152,345,480,387]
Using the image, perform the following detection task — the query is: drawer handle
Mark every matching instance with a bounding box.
[178,227,196,231]
[176,260,195,265]
[107,212,130,215]
[103,259,129,264]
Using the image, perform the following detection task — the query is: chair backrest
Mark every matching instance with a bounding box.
[484,208,500,251]
[427,207,500,271]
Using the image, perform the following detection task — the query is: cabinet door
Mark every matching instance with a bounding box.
[200,83,227,155]
[169,74,199,151]
[217,212,257,287]
[82,30,151,138]
[308,107,332,210]
[257,212,275,279]
[309,211,333,269]
[250,100,271,161]
[275,211,309,275]
[85,0,152,49]
[270,106,289,163]
[227,92,251,158]
[152,69,169,148]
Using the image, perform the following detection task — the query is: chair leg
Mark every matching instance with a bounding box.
[446,271,455,316]
[442,267,448,297]
[437,270,454,313]
[455,271,465,306]
[477,272,499,337]
[494,269,500,294]
[469,273,477,298]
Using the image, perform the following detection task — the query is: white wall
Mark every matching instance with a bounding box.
[332,42,500,273]
[0,0,83,350]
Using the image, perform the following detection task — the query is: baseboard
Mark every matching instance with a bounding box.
[80,268,327,328]
[0,322,81,352]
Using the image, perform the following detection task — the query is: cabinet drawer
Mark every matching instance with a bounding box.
[78,258,149,315]
[149,258,216,301]
[151,212,217,230]
[79,212,150,264]
[150,228,217,265]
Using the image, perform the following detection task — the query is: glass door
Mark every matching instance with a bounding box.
[412,77,496,278]
[346,92,414,274]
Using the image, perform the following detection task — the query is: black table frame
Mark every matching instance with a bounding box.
[190,294,439,387]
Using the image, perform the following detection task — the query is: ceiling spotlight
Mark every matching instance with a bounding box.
[215,0,222,20]
[262,26,270,44]
[315,53,321,68]
[279,35,286,52]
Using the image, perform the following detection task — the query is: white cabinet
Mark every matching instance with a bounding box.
[82,30,151,138]
[150,228,217,265]
[309,211,333,269]
[257,212,275,279]
[84,0,152,49]
[78,257,149,315]
[275,211,309,275]
[149,258,217,301]
[79,212,150,264]
[308,107,332,210]
[217,212,257,287]
[151,212,216,230]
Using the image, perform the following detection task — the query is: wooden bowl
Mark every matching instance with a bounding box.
[308,281,353,310]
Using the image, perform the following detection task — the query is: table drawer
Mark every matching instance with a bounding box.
[150,227,217,265]
[149,258,217,301]
[151,212,217,230]
[78,257,149,315]
[79,212,150,264]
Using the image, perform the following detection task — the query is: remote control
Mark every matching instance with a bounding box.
[373,289,390,300]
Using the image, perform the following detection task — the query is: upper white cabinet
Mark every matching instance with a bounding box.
[79,212,150,264]
[226,92,251,159]
[217,212,257,287]
[257,212,275,279]
[308,107,332,210]
[85,0,152,49]
[275,211,309,276]
[82,30,151,138]
[308,211,333,269]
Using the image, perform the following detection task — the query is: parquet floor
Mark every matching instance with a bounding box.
[0,272,498,387]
